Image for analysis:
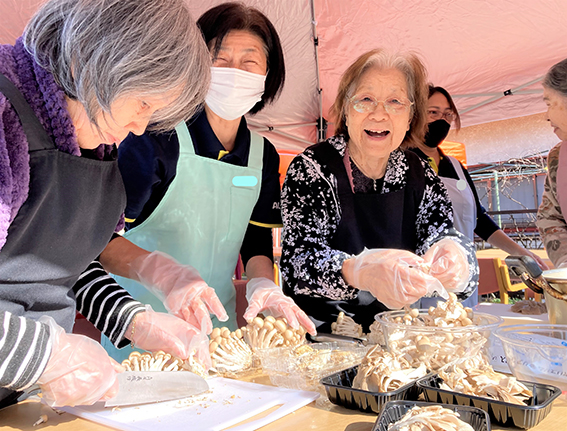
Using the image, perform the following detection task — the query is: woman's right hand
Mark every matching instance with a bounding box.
[343,248,444,309]
[36,316,122,407]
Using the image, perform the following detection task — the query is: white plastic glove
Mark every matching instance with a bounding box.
[129,251,228,334]
[128,305,211,367]
[423,238,469,293]
[36,316,122,407]
[343,248,446,309]
[243,277,317,335]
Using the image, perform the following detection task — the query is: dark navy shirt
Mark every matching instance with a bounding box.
[411,147,499,241]
[117,109,282,266]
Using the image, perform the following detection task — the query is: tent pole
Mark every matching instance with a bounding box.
[310,0,325,142]
[452,89,543,98]
[459,76,544,115]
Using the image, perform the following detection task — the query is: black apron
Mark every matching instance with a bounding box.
[0,73,126,408]
[284,142,425,332]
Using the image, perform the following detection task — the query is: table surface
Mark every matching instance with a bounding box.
[1,249,558,430]
[1,374,565,431]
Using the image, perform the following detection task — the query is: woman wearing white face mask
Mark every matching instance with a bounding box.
[95,3,316,361]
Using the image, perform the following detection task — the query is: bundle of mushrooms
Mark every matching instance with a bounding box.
[352,345,427,392]
[387,405,474,431]
[331,312,363,338]
[383,294,489,371]
[437,355,532,405]
[121,315,306,376]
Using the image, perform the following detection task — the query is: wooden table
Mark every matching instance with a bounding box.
[1,375,565,431]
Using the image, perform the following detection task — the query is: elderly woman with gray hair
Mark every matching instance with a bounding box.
[537,58,567,268]
[280,48,479,333]
[0,0,214,408]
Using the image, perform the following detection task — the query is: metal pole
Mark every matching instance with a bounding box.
[309,0,325,142]
[459,76,544,115]
[493,171,502,228]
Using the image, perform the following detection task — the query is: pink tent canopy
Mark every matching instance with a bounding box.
[2,0,566,162]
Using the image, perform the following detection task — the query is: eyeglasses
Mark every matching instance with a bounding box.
[428,108,456,123]
[349,95,413,115]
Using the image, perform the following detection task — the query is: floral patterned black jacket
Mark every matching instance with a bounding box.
[280,135,478,301]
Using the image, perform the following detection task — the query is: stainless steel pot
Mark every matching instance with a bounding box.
[506,256,567,324]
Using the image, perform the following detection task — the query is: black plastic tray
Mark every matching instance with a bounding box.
[320,365,421,414]
[373,400,491,431]
[417,374,561,429]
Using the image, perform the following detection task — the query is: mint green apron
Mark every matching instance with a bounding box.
[103,121,263,361]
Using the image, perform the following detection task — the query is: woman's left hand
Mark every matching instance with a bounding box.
[128,306,210,367]
[423,238,470,293]
[243,278,317,335]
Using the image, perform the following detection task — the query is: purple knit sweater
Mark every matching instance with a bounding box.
[0,38,123,250]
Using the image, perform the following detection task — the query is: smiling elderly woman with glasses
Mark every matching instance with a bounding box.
[279,49,479,333]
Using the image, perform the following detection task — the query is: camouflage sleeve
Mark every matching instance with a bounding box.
[536,142,567,267]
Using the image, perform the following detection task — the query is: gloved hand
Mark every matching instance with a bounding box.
[243,277,317,335]
[128,305,210,367]
[423,238,470,293]
[343,248,446,309]
[129,251,228,334]
[36,316,122,407]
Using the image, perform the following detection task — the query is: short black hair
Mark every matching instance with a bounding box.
[197,2,285,114]
[429,85,461,130]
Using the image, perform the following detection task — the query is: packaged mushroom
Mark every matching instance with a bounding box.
[376,293,503,371]
[387,405,475,431]
[437,354,532,405]
[352,345,427,392]
[257,342,368,392]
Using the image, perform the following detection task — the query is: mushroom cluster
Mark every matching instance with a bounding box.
[438,356,532,405]
[331,312,363,338]
[209,327,253,375]
[121,316,307,376]
[122,350,208,377]
[388,405,474,431]
[352,345,427,392]
[122,351,181,372]
[383,294,489,371]
[241,316,306,351]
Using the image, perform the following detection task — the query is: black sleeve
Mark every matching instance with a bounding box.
[118,131,179,228]
[73,261,145,348]
[240,223,274,268]
[249,139,283,227]
[460,163,500,240]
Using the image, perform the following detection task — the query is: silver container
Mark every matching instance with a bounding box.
[541,268,567,324]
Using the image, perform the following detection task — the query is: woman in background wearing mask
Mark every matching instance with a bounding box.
[96,3,315,361]
[410,85,547,308]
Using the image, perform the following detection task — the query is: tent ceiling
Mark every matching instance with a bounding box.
[2,0,567,157]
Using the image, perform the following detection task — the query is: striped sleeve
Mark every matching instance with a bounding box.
[73,261,145,348]
[0,311,52,391]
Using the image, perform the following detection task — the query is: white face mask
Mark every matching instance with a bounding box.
[205,67,266,121]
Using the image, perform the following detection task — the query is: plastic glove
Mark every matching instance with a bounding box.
[344,248,446,309]
[423,238,470,293]
[36,316,122,407]
[129,251,228,334]
[243,277,317,335]
[128,305,210,367]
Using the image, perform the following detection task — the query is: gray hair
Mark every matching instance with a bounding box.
[331,48,429,147]
[24,0,211,132]
[544,58,567,98]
